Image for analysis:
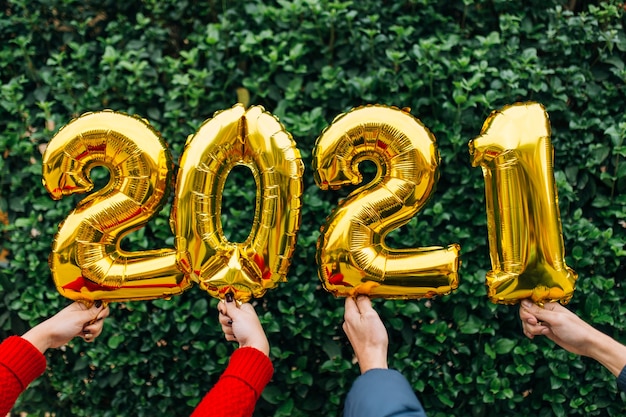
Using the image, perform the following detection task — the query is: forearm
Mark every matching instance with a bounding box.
[586,331,626,377]
[22,325,53,354]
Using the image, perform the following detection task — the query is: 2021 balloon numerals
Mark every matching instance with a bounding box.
[42,101,576,305]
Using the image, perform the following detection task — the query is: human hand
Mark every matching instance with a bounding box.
[520,298,607,358]
[22,301,110,353]
[343,295,388,374]
[217,297,270,357]
[520,298,626,376]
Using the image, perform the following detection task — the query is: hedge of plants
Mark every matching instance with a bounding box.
[1,0,624,416]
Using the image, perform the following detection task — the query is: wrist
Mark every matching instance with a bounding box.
[357,348,388,374]
[359,360,388,374]
[588,333,626,376]
[22,326,52,354]
[241,338,270,357]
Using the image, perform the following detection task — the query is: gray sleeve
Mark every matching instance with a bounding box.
[343,369,427,417]
[617,365,626,393]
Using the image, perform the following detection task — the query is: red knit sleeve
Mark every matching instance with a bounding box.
[0,336,47,415]
[191,347,273,417]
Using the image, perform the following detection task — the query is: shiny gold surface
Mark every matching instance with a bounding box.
[469,102,577,305]
[313,105,460,299]
[42,111,191,302]
[171,104,304,302]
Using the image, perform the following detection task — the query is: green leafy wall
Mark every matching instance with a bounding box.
[1,0,624,416]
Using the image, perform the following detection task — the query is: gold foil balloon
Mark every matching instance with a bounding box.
[312,105,460,299]
[42,111,192,302]
[171,104,304,303]
[469,102,577,305]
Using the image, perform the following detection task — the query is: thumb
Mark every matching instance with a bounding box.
[525,301,559,323]
[223,300,244,320]
[71,305,102,326]
[86,304,105,319]
[227,302,257,321]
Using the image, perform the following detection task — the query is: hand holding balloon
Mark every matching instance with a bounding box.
[343,296,388,374]
[23,301,110,352]
[217,295,270,356]
[520,299,626,377]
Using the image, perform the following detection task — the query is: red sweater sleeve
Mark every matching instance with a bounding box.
[0,336,47,416]
[191,347,273,417]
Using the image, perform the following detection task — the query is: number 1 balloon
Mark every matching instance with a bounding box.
[469,102,577,305]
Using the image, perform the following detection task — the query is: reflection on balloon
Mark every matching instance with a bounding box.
[171,104,304,303]
[469,102,577,305]
[42,110,192,302]
[313,105,460,299]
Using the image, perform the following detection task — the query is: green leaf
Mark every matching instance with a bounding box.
[494,338,516,355]
[107,334,125,349]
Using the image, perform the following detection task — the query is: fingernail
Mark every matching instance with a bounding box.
[95,300,102,308]
[521,300,531,308]
[225,293,234,303]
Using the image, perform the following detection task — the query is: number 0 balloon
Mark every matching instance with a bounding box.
[469,102,577,305]
[171,104,304,302]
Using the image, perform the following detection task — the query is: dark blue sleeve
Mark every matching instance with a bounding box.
[617,365,626,393]
[343,369,427,417]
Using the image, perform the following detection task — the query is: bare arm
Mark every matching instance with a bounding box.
[520,299,626,376]
[22,301,110,353]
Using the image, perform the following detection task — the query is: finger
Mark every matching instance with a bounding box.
[82,300,105,322]
[520,314,539,326]
[524,322,549,337]
[523,327,535,339]
[82,322,103,334]
[71,301,90,312]
[521,321,535,335]
[524,302,558,324]
[344,296,358,320]
[222,325,235,336]
[354,295,373,313]
[224,301,253,322]
[218,313,233,326]
[217,301,227,316]
[237,303,256,314]
[82,324,104,339]
[519,307,538,325]
[96,306,110,320]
